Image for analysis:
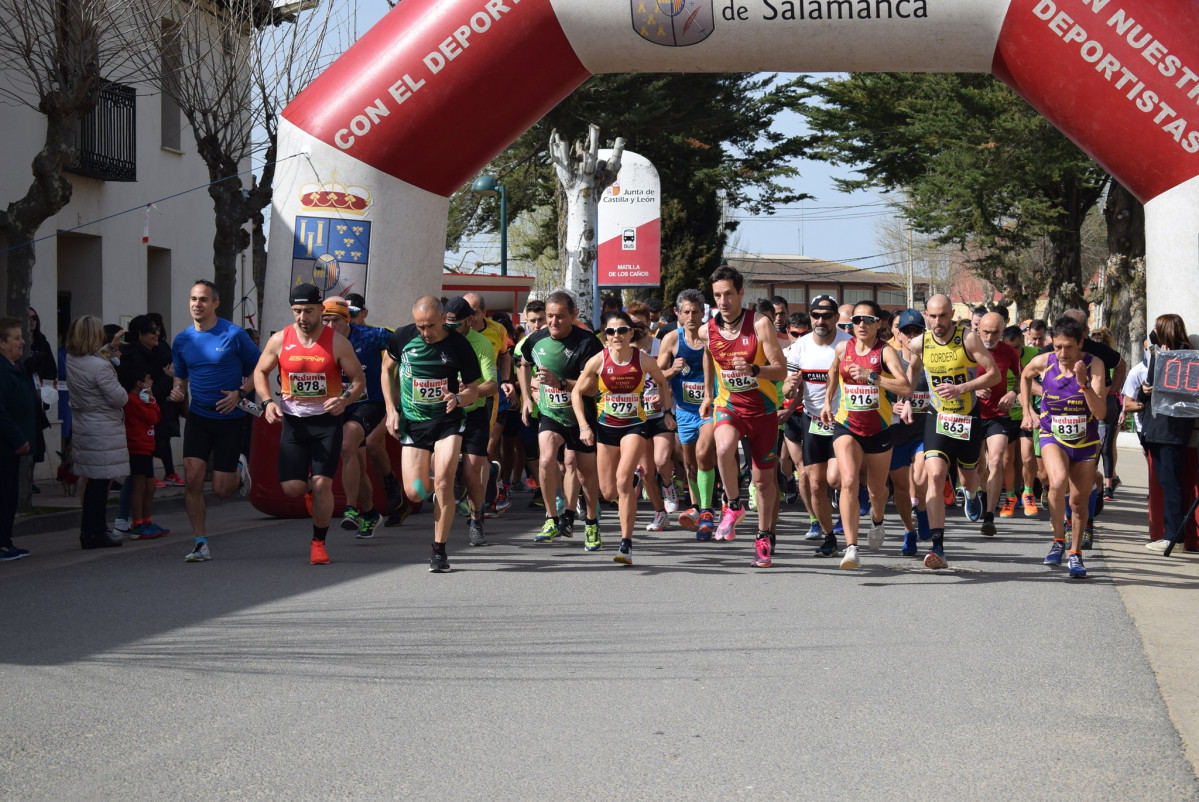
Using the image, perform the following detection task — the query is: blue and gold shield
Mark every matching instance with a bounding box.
[631,0,714,47]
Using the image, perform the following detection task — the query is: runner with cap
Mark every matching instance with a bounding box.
[169,279,261,563]
[1019,314,1105,579]
[903,294,1001,569]
[253,283,366,565]
[658,289,718,539]
[381,296,483,572]
[344,292,408,525]
[517,291,604,548]
[821,300,911,570]
[444,296,498,548]
[888,308,934,557]
[781,294,851,556]
[698,264,788,569]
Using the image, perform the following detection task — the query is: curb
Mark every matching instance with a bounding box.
[14,491,251,537]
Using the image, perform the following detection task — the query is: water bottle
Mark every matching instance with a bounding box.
[238,397,264,417]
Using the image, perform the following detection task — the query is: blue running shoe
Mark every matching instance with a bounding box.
[814,533,838,557]
[1045,540,1066,566]
[1068,552,1087,578]
[963,492,983,522]
[915,507,931,540]
[555,490,566,517]
[833,517,844,535]
[901,530,918,556]
[804,520,823,541]
[858,485,870,517]
[696,509,715,541]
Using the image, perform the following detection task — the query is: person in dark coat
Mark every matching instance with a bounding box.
[0,317,38,561]
[146,312,182,484]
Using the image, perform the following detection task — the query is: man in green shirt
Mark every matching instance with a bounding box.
[382,296,482,572]
[445,297,498,547]
[518,291,603,545]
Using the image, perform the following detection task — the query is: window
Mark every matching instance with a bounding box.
[773,287,806,306]
[878,289,907,306]
[160,20,182,151]
[68,82,137,182]
[843,289,874,304]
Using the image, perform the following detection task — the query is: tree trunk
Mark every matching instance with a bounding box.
[550,125,623,326]
[1042,185,1089,321]
[1100,180,1146,363]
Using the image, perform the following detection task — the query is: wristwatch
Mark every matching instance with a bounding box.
[867,370,879,386]
[750,364,761,377]
[237,387,248,399]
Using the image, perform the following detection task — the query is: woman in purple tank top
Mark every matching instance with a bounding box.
[1018,316,1107,579]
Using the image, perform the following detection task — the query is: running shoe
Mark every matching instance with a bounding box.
[340,507,363,531]
[980,515,996,537]
[0,546,30,561]
[529,493,545,509]
[832,517,844,535]
[678,507,699,531]
[310,540,330,565]
[1145,538,1171,553]
[963,492,983,522]
[901,530,918,556]
[385,474,404,514]
[867,521,885,551]
[575,494,587,520]
[715,505,744,541]
[696,509,715,541]
[163,472,185,487]
[455,497,472,518]
[663,481,679,514]
[814,533,838,557]
[524,477,539,493]
[783,476,800,505]
[555,491,566,516]
[560,510,576,539]
[304,492,314,517]
[128,524,165,541]
[923,544,947,570]
[238,455,251,497]
[429,546,450,573]
[185,542,211,562]
[858,486,870,517]
[943,479,956,508]
[999,495,1017,518]
[804,520,823,541]
[113,517,132,534]
[613,540,632,565]
[1022,492,1039,517]
[534,519,559,543]
[748,483,758,512]
[154,478,167,489]
[753,535,772,568]
[468,517,488,547]
[357,512,379,539]
[915,507,931,540]
[840,544,860,570]
[584,523,602,551]
[1044,540,1066,566]
[384,498,412,527]
[1040,490,1049,509]
[483,501,499,518]
[1081,525,1094,550]
[646,510,668,532]
[143,522,170,537]
[1068,551,1087,579]
[494,484,512,514]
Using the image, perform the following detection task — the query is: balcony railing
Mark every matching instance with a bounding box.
[68,82,137,182]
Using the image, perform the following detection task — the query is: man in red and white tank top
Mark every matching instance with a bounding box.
[253,283,365,566]
[696,264,788,568]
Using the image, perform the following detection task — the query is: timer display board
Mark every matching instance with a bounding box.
[1151,350,1199,418]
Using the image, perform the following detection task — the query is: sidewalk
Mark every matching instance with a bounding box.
[16,471,194,536]
[1095,442,1199,776]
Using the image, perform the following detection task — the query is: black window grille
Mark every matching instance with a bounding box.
[69,82,137,182]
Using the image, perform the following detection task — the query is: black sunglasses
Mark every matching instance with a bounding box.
[604,326,631,336]
[851,315,879,326]
[810,312,835,320]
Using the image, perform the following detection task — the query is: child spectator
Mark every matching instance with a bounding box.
[119,368,169,540]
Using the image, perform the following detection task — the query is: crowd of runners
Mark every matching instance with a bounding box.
[172,263,1131,578]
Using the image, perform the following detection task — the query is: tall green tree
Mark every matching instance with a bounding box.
[449,73,809,305]
[799,73,1109,318]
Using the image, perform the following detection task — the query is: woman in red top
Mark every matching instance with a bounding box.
[574,311,673,565]
[822,301,910,569]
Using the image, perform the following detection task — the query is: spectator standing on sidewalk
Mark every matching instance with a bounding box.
[0,317,37,561]
[66,316,128,550]
[147,312,184,486]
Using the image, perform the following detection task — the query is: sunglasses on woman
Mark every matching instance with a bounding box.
[604,325,631,336]
[851,315,879,326]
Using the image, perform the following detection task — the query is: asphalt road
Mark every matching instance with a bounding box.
[2,481,1196,800]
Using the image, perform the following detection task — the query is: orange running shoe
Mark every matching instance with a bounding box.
[1022,491,1039,517]
[310,539,330,565]
[304,492,314,517]
[943,478,956,508]
[677,507,699,531]
[999,494,1017,518]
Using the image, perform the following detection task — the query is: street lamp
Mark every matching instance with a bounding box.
[471,175,507,276]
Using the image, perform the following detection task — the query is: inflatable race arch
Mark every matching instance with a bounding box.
[255,0,1199,515]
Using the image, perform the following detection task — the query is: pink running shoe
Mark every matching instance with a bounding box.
[752,536,772,568]
[715,505,744,541]
[677,507,699,532]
